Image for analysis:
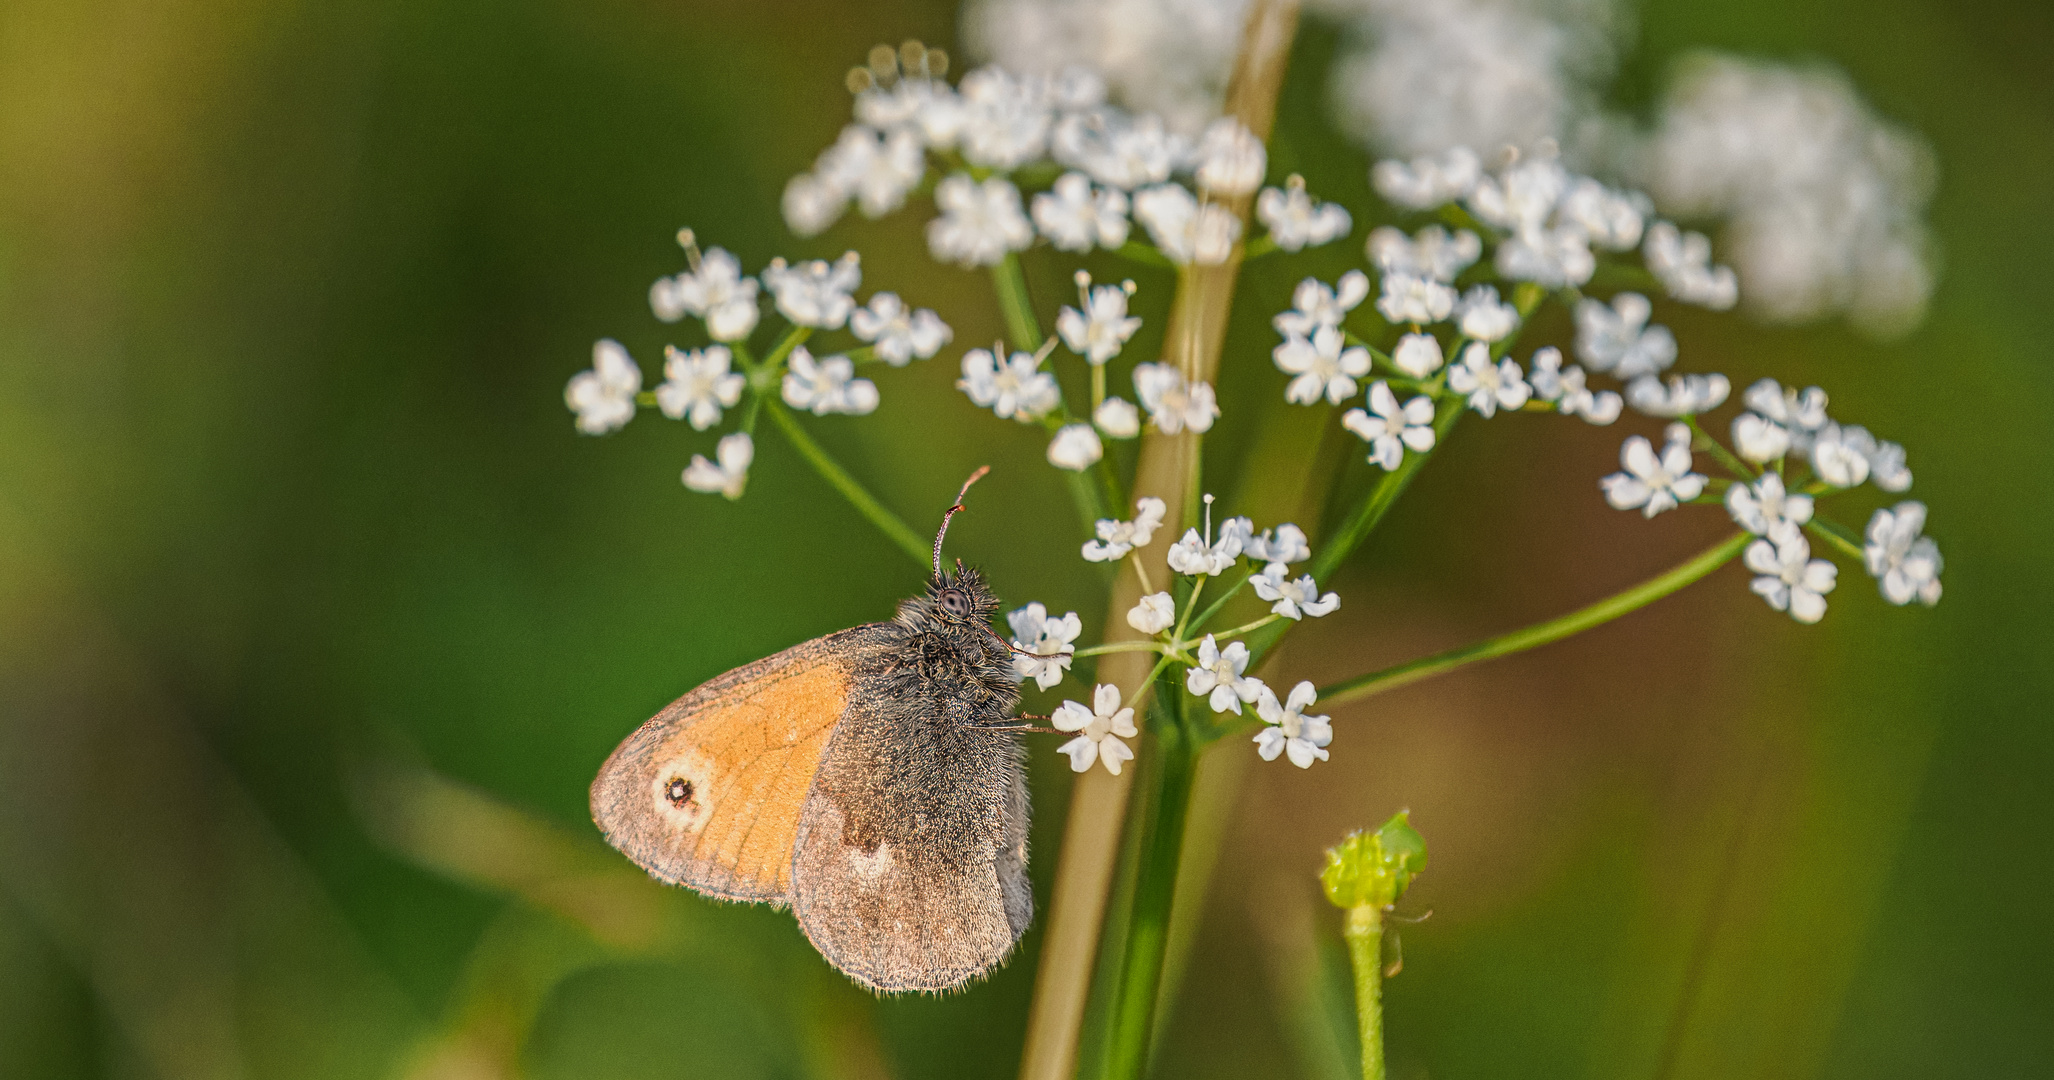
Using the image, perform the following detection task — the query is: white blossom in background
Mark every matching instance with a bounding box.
[1195,117,1267,195]
[1251,566,1339,621]
[1008,602,1082,689]
[1274,272,1371,338]
[1625,373,1729,418]
[850,293,953,365]
[1810,423,1872,488]
[682,432,754,500]
[1376,272,1457,325]
[1132,362,1219,433]
[1447,343,1531,417]
[651,244,762,342]
[762,254,862,329]
[1560,177,1647,249]
[1053,683,1139,774]
[1274,326,1372,406]
[1644,222,1739,309]
[816,124,927,218]
[1468,156,1598,288]
[1057,275,1142,363]
[1529,346,1623,424]
[1047,423,1104,470]
[1032,172,1133,251]
[781,346,880,416]
[1575,293,1677,378]
[1367,225,1482,283]
[1128,590,1176,634]
[1186,633,1263,714]
[1051,108,1193,189]
[1601,427,1706,516]
[1644,54,1936,336]
[1254,680,1332,768]
[1371,146,1483,208]
[1392,332,1445,378]
[1246,524,1310,572]
[783,173,847,238]
[1718,475,1809,541]
[928,174,1036,266]
[1866,437,1913,492]
[1865,502,1943,607]
[1455,285,1519,342]
[1745,522,1837,623]
[1095,396,1142,438]
[1257,176,1353,251]
[1344,382,1438,469]
[962,0,1244,135]
[957,66,1057,169]
[656,345,745,430]
[1083,497,1169,561]
[959,347,1062,421]
[1132,183,1241,264]
[565,339,641,434]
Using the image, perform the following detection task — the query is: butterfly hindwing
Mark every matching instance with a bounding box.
[589,627,889,902]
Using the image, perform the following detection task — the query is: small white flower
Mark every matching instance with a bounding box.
[1185,634,1263,714]
[1245,524,1310,571]
[1867,439,1913,492]
[682,432,753,500]
[1741,379,1830,450]
[1601,430,1707,516]
[1376,273,1457,325]
[781,173,846,238]
[1094,396,1142,438]
[1127,591,1176,635]
[1053,683,1139,775]
[1032,172,1132,253]
[1050,108,1189,189]
[651,245,761,342]
[1367,224,1480,283]
[1166,527,1235,577]
[815,124,925,219]
[780,346,878,416]
[1343,382,1437,470]
[1532,348,1623,425]
[1560,178,1646,250]
[1732,413,1793,463]
[1447,343,1531,417]
[1047,423,1104,471]
[761,253,861,330]
[1745,522,1838,623]
[1007,602,1081,690]
[1467,156,1567,231]
[1057,275,1142,364]
[1194,117,1266,196]
[849,293,952,365]
[655,345,744,430]
[1132,363,1219,434]
[1865,502,1942,606]
[1250,566,1339,621]
[565,339,641,434]
[1273,272,1371,338]
[1496,224,1597,288]
[1273,326,1371,406]
[1083,497,1168,562]
[956,67,1052,169]
[1644,222,1739,309]
[1575,293,1677,378]
[1726,473,1814,536]
[1257,175,1351,252]
[1391,332,1445,378]
[1254,680,1332,768]
[1626,373,1731,418]
[1810,424,1872,488]
[1132,183,1241,265]
[1455,285,1520,343]
[1371,148,1482,209]
[958,347,1061,422]
[928,174,1034,267]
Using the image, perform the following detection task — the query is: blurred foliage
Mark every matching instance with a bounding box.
[0,0,2048,1079]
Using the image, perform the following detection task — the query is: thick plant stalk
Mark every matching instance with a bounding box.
[1344,904,1386,1080]
[1015,4,1303,1079]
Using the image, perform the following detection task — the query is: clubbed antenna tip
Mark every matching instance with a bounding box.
[933,466,991,576]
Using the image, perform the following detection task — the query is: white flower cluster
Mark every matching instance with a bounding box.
[565,230,953,500]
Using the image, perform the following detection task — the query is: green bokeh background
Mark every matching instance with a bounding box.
[0,1,2047,1078]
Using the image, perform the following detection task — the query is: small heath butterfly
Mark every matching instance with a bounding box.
[590,469,1036,992]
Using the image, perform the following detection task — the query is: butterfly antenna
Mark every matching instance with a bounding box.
[933,465,991,576]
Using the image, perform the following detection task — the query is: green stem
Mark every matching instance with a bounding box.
[1686,415,1756,481]
[1184,567,1253,633]
[1320,531,1751,707]
[763,401,931,569]
[1309,395,1466,583]
[992,254,1044,350]
[1344,904,1385,1080]
[1805,514,1867,561]
[1102,710,1197,1080]
[1073,641,1166,658]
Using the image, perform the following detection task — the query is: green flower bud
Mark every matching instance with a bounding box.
[1320,811,1428,910]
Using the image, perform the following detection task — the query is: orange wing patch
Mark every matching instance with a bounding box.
[591,639,860,903]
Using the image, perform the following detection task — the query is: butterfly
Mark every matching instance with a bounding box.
[589,469,1038,992]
